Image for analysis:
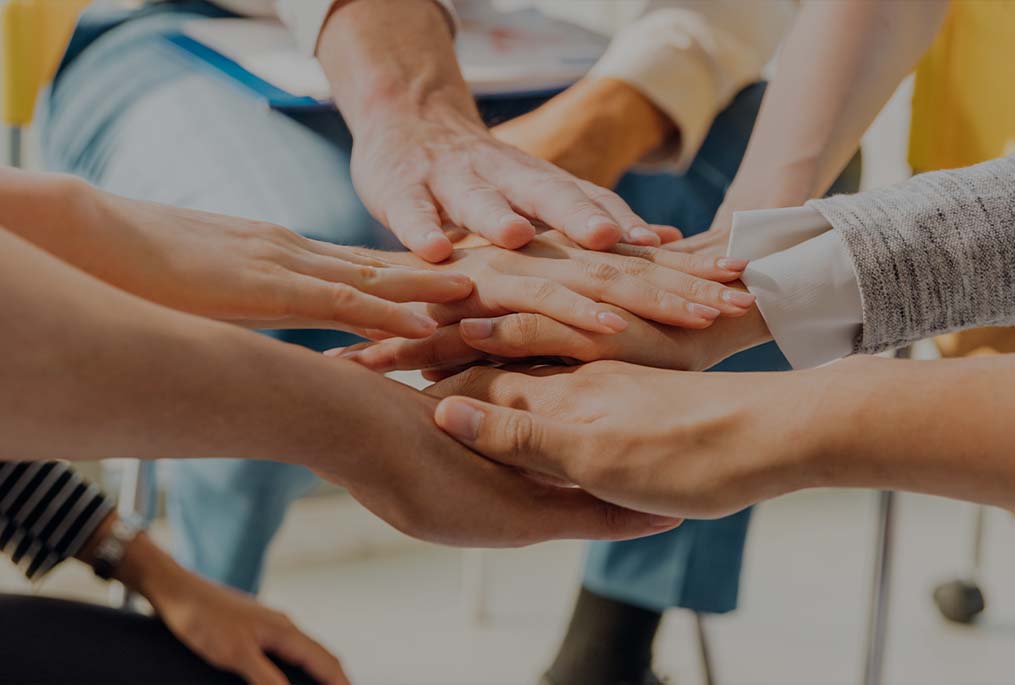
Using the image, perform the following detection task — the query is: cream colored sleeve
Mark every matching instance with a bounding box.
[588,1,794,171]
[276,0,458,56]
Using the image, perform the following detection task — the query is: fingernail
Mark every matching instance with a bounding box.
[688,303,721,320]
[587,215,618,233]
[596,311,628,332]
[425,230,448,245]
[649,515,682,528]
[721,289,756,307]
[323,347,345,357]
[717,257,749,271]
[630,227,661,245]
[460,318,494,339]
[412,314,439,332]
[438,400,483,441]
[447,272,473,288]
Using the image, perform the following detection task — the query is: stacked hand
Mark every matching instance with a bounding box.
[427,361,826,520]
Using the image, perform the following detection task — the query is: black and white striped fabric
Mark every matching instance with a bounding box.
[0,461,113,580]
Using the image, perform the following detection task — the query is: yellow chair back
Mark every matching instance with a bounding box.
[2,0,90,127]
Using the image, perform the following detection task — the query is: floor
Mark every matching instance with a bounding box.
[6,485,1015,685]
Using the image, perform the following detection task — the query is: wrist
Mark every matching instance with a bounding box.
[114,531,192,610]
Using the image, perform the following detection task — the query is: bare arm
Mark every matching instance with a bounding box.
[314,0,666,259]
[678,0,949,253]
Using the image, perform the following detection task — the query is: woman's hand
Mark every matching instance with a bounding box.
[106,531,348,685]
[427,361,831,520]
[493,78,678,195]
[0,170,473,339]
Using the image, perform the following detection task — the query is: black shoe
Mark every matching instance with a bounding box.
[540,670,666,685]
[540,587,664,685]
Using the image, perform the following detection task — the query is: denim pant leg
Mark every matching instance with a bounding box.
[585,82,862,613]
[42,12,385,592]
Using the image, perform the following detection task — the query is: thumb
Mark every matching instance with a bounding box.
[435,396,574,481]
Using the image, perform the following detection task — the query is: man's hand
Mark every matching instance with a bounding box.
[427,362,825,519]
[317,0,671,261]
[493,77,678,195]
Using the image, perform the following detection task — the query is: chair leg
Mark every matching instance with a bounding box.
[695,612,716,685]
[8,126,23,168]
[862,490,896,685]
[462,548,489,626]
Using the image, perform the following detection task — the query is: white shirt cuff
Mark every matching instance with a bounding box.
[277,0,458,56]
[728,207,863,369]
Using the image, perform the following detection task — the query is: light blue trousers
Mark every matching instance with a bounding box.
[44,4,860,605]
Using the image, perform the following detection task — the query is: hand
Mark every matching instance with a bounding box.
[662,203,734,257]
[107,530,348,685]
[330,293,772,379]
[82,185,473,338]
[428,361,827,519]
[493,77,679,198]
[328,232,753,363]
[306,366,682,546]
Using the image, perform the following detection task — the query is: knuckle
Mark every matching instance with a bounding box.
[500,412,537,457]
[619,257,651,276]
[584,261,622,283]
[357,265,379,284]
[330,283,360,310]
[525,278,559,304]
[507,312,543,340]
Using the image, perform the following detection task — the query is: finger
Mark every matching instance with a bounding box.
[562,262,722,328]
[521,485,683,541]
[609,244,746,281]
[294,254,474,303]
[480,161,622,251]
[575,179,659,246]
[595,256,756,316]
[662,230,728,256]
[239,649,290,685]
[328,326,485,372]
[458,315,607,363]
[431,170,536,249]
[435,396,577,478]
[382,185,453,262]
[290,276,439,338]
[647,224,683,242]
[270,633,349,685]
[490,276,630,334]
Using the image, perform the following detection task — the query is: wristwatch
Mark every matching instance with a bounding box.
[92,514,144,581]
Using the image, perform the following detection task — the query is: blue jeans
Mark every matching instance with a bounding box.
[45,5,860,603]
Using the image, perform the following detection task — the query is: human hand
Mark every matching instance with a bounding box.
[428,362,826,519]
[81,185,473,338]
[307,366,681,546]
[493,77,679,195]
[329,292,772,379]
[111,532,347,685]
[330,231,753,358]
[662,202,735,257]
[348,99,677,262]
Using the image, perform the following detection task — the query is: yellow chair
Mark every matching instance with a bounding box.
[1,0,89,166]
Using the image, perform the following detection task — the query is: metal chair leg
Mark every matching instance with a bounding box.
[862,490,896,685]
[8,126,23,168]
[462,548,489,625]
[695,611,716,685]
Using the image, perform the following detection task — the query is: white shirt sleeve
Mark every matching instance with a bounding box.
[727,206,863,369]
[276,0,459,56]
[588,1,794,171]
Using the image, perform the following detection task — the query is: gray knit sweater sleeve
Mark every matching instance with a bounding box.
[806,154,1015,356]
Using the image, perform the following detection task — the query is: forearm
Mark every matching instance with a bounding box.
[722,1,947,214]
[810,356,1015,510]
[0,228,380,480]
[316,0,472,137]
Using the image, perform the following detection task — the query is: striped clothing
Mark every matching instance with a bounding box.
[0,462,113,581]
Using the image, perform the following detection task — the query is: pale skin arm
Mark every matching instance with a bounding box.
[674,0,950,254]
[0,167,473,339]
[315,0,667,260]
[0,227,675,544]
[430,356,1015,519]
